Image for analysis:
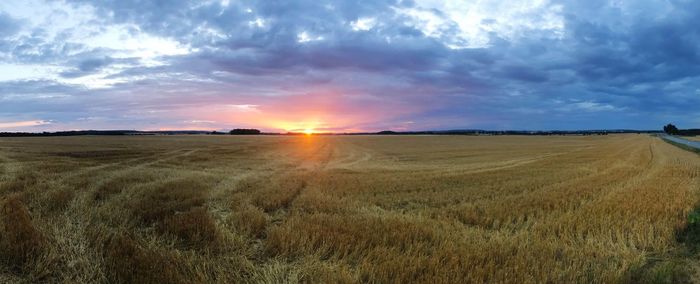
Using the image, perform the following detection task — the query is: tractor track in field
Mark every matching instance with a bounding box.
[56,149,199,186]
[92,148,200,176]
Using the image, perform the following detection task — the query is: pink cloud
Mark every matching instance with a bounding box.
[0,120,51,129]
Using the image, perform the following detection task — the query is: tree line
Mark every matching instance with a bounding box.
[663,124,700,136]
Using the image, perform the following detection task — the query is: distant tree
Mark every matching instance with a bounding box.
[377,130,397,135]
[229,128,261,135]
[663,124,679,135]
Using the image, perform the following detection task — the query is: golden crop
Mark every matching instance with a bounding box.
[0,134,698,283]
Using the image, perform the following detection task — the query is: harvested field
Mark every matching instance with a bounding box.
[0,134,699,283]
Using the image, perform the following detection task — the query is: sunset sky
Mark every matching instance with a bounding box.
[1,0,700,132]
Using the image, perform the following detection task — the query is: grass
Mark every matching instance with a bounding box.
[0,195,46,274]
[0,134,699,282]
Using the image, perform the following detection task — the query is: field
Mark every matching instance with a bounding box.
[1,134,699,283]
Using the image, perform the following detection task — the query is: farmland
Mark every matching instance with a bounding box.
[0,134,699,283]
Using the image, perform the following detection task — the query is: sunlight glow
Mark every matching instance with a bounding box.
[0,120,51,129]
[303,128,315,135]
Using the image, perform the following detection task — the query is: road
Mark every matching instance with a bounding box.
[660,134,700,151]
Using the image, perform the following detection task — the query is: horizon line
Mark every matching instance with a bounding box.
[0,128,668,135]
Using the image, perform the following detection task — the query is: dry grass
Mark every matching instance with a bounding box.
[103,233,181,283]
[0,134,699,283]
[0,195,45,273]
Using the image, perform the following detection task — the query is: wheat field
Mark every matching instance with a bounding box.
[1,134,699,283]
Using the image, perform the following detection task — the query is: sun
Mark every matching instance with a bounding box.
[303,128,315,135]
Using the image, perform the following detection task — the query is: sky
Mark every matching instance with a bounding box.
[1,0,699,132]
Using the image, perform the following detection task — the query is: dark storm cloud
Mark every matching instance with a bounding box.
[551,1,700,120]
[2,0,700,131]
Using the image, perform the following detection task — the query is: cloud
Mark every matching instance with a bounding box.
[0,11,21,37]
[1,0,700,131]
[0,120,51,129]
[500,65,549,82]
[557,101,623,113]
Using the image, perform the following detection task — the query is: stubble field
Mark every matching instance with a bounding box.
[0,134,699,283]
